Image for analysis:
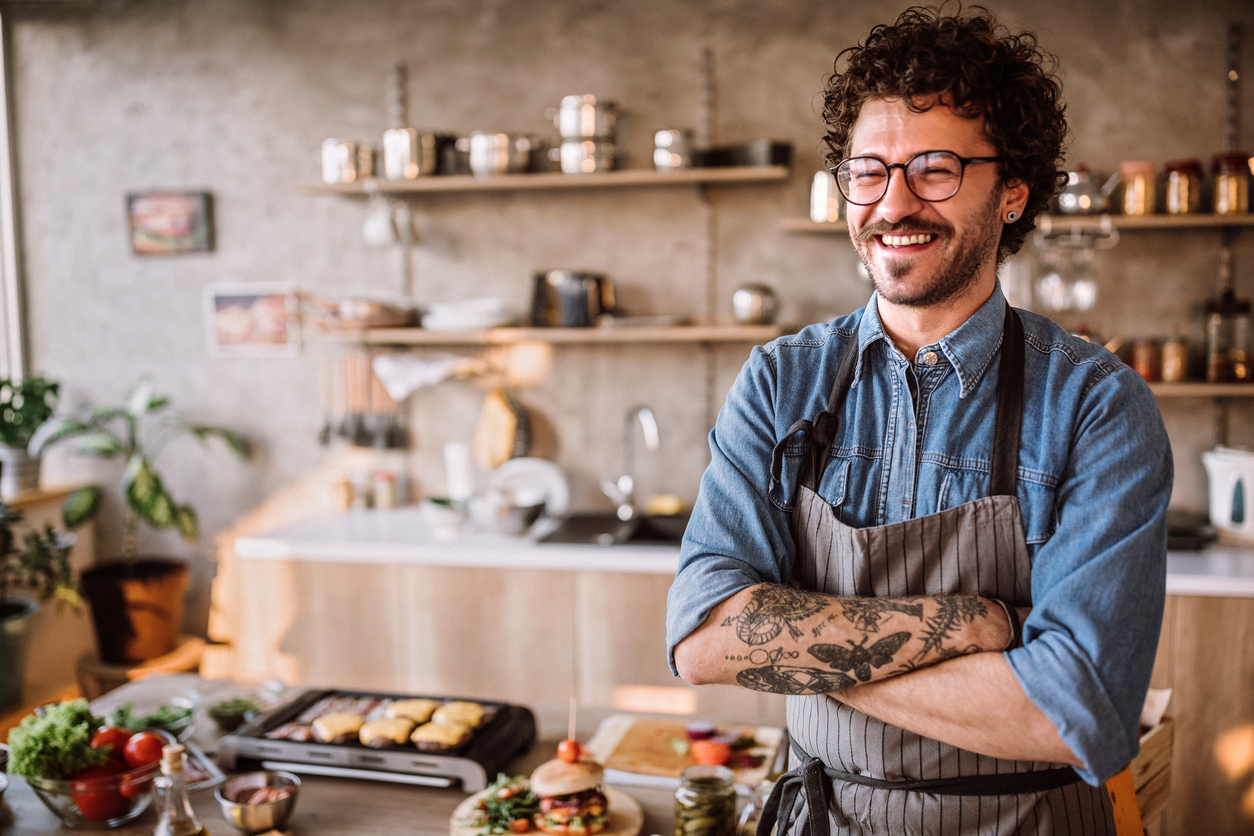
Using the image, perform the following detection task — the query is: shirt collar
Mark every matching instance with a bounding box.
[855,283,1008,398]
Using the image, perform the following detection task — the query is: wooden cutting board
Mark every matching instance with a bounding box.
[584,714,784,787]
[450,786,642,836]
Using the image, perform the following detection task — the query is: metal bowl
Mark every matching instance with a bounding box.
[215,770,300,835]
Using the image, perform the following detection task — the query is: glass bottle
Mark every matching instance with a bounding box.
[675,765,737,836]
[153,744,208,836]
[1206,290,1253,383]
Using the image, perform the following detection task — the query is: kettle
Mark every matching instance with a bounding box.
[1054,166,1122,215]
[1201,446,1254,542]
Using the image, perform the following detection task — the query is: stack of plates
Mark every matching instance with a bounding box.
[422,298,516,331]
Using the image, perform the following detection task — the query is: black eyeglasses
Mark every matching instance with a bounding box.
[831,150,1002,205]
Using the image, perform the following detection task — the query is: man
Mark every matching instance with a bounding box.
[666,7,1172,836]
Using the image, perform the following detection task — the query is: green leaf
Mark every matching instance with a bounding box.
[62,486,102,530]
[27,416,91,457]
[72,431,125,458]
[143,491,174,528]
[88,406,130,424]
[186,424,249,457]
[123,453,160,510]
[124,378,156,418]
[173,504,198,542]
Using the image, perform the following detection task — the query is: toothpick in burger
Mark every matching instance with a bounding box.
[529,742,609,836]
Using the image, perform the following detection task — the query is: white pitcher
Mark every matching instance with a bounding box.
[1201,446,1254,540]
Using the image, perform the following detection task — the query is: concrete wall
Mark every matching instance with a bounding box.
[7,0,1254,632]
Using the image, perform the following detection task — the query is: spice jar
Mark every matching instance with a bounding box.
[1213,152,1251,215]
[1131,338,1160,382]
[1206,291,1253,382]
[1164,159,1204,215]
[675,765,737,836]
[373,471,397,509]
[1160,336,1188,383]
[1118,161,1156,216]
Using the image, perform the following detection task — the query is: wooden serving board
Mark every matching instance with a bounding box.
[451,786,643,836]
[584,714,784,787]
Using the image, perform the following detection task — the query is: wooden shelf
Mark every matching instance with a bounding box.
[781,214,1254,234]
[297,166,790,195]
[1149,382,1254,397]
[323,324,785,346]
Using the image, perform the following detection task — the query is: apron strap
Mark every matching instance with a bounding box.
[989,305,1026,497]
[758,750,833,836]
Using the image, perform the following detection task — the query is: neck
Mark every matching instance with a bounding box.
[876,273,997,359]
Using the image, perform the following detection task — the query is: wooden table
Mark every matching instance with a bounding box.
[0,676,679,836]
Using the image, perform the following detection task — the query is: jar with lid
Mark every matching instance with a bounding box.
[675,765,738,836]
[1118,161,1156,216]
[737,779,775,836]
[1213,152,1251,215]
[1160,335,1188,383]
[1163,159,1204,215]
[1206,291,1253,382]
[1131,338,1160,382]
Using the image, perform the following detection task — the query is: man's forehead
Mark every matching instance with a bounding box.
[848,95,990,155]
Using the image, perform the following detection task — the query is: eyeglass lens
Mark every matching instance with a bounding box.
[836,151,966,205]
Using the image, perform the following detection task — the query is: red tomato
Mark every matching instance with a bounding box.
[90,725,134,758]
[510,819,532,833]
[70,761,126,823]
[122,731,167,769]
[556,739,582,764]
[690,739,732,766]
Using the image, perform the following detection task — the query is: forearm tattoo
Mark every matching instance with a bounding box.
[727,587,990,695]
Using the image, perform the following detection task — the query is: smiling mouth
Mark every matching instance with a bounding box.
[877,233,937,248]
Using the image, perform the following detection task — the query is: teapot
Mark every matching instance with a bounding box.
[1054,166,1122,215]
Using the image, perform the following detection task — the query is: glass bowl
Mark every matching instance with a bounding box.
[25,760,161,829]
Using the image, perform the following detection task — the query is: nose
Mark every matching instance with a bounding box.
[874,166,925,224]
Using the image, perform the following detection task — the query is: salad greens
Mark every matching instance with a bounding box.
[467,773,540,834]
[6,699,109,780]
[108,701,192,732]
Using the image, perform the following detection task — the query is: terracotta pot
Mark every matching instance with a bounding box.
[79,558,188,664]
[0,596,38,709]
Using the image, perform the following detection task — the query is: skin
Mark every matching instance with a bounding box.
[674,96,1080,769]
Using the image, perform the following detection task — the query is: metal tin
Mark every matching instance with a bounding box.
[731,284,780,325]
[654,129,694,171]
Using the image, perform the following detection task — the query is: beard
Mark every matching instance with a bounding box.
[853,187,1003,308]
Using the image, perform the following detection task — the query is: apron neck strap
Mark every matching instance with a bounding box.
[989,305,1025,497]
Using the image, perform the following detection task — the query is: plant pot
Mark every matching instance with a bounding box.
[0,596,39,709]
[79,558,188,665]
[0,443,40,498]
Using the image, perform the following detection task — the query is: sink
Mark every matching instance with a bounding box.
[539,512,689,546]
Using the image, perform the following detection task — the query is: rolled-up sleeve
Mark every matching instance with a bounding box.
[1006,367,1172,785]
[666,343,799,675]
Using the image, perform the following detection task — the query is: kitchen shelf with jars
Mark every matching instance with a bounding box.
[323,324,786,347]
[779,214,1254,234]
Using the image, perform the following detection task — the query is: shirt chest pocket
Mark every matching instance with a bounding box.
[937,467,1059,545]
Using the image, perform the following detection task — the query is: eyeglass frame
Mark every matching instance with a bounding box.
[829,150,1004,206]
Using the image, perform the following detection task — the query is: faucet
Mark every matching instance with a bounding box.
[600,405,660,521]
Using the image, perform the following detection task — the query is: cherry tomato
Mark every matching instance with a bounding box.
[556,739,582,764]
[70,761,126,823]
[510,819,532,833]
[122,731,167,769]
[90,725,134,758]
[690,739,732,765]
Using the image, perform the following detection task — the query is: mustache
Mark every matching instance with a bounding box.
[854,219,950,244]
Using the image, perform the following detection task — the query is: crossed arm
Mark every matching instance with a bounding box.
[673,583,1080,767]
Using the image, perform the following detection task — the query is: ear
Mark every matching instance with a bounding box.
[1002,179,1029,219]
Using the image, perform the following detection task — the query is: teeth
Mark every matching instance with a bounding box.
[880,234,936,247]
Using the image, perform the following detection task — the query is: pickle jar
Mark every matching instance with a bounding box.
[1213,152,1251,215]
[1163,159,1203,215]
[676,765,738,836]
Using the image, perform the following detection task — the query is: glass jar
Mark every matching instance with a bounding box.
[1118,161,1156,215]
[1131,338,1160,382]
[675,765,737,836]
[1213,152,1251,215]
[1206,292,1253,382]
[737,780,775,836]
[1160,336,1188,383]
[1163,159,1203,215]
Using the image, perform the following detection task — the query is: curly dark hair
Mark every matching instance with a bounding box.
[822,5,1068,259]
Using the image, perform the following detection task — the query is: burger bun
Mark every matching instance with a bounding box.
[530,757,605,797]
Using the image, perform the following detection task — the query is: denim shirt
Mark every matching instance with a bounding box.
[666,286,1172,786]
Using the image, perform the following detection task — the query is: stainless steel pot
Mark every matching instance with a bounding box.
[321,139,375,184]
[457,132,537,178]
[382,129,455,179]
[732,284,780,325]
[553,139,617,174]
[545,94,619,140]
[654,129,694,171]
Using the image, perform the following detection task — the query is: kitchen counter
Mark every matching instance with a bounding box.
[0,676,680,836]
[235,507,1254,597]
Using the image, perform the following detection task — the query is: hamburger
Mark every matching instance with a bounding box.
[529,757,609,836]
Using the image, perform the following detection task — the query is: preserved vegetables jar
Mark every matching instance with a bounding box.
[675,765,737,836]
[1164,159,1203,215]
[1213,152,1251,215]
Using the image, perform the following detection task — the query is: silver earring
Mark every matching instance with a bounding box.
[1006,210,1019,222]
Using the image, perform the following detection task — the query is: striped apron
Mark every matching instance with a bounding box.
[760,307,1114,835]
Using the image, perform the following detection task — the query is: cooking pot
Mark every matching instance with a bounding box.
[1054,167,1122,215]
[545,94,620,140]
[382,129,455,179]
[552,139,617,174]
[457,132,537,178]
[1202,446,1254,542]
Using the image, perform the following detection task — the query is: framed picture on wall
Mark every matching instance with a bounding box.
[203,282,299,357]
[127,191,214,255]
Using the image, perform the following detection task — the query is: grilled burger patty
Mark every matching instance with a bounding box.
[534,787,609,835]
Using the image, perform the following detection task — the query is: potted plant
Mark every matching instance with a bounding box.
[29,378,247,665]
[0,501,83,709]
[0,376,59,498]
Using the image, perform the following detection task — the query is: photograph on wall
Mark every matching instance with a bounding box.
[203,282,299,357]
[127,191,214,255]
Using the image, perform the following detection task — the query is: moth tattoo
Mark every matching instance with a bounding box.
[722,586,830,646]
[736,665,859,694]
[809,632,911,682]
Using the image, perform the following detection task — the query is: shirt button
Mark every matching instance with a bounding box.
[922,351,939,366]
